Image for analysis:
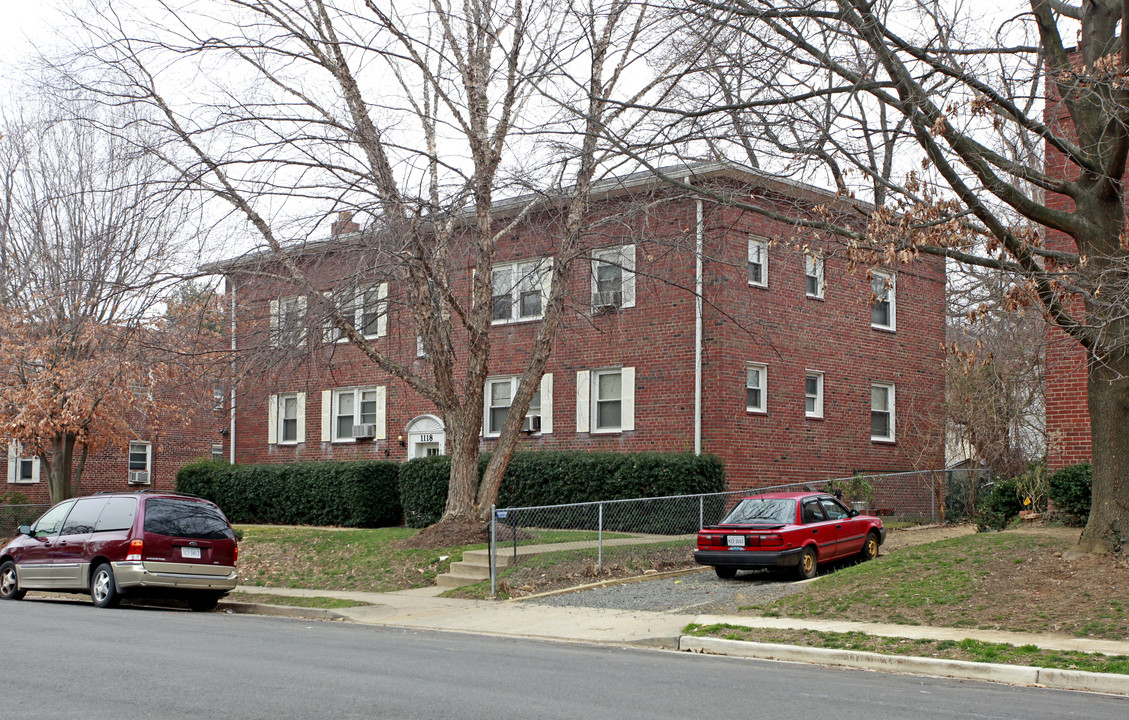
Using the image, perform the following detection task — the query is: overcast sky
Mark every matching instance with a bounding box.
[0,2,65,89]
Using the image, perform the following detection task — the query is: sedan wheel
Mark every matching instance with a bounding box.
[714,566,737,580]
[0,560,25,601]
[795,547,818,580]
[90,563,121,608]
[860,532,880,562]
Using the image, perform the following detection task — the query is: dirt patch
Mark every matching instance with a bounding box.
[393,520,487,549]
[881,522,977,551]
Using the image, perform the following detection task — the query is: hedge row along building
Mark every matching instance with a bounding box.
[201,163,945,490]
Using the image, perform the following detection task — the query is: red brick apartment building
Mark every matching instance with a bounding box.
[5,386,226,505]
[211,163,945,490]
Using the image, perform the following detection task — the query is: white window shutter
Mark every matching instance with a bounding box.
[295,392,306,444]
[267,394,278,445]
[321,390,332,442]
[6,441,16,484]
[322,291,335,343]
[621,366,635,431]
[576,371,590,433]
[540,373,553,434]
[269,299,279,347]
[621,245,636,308]
[31,455,40,482]
[541,259,553,308]
[377,283,389,337]
[375,386,387,440]
[296,295,308,344]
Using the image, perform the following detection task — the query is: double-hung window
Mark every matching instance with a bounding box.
[484,376,548,436]
[6,441,40,484]
[279,393,301,444]
[493,259,550,323]
[748,238,768,287]
[128,442,152,484]
[805,253,824,298]
[871,271,896,330]
[805,371,824,418]
[591,245,636,311]
[325,283,388,342]
[271,295,307,347]
[746,363,767,413]
[333,387,381,441]
[576,367,634,433]
[871,382,895,442]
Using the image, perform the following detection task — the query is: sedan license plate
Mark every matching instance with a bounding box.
[726,535,745,547]
[181,547,202,559]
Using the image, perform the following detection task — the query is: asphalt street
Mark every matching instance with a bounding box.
[3,598,1127,720]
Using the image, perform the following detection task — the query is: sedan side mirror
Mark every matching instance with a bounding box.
[848,510,859,518]
[18,525,32,536]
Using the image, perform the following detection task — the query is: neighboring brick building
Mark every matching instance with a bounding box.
[4,382,225,505]
[212,163,946,490]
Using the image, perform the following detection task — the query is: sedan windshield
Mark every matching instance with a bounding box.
[721,498,796,525]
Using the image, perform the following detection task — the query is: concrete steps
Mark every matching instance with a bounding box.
[435,549,512,589]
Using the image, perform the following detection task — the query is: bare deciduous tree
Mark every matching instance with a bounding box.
[643,0,1128,553]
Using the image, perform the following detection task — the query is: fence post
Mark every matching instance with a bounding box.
[931,473,936,523]
[699,495,704,529]
[489,505,496,597]
[598,502,604,573]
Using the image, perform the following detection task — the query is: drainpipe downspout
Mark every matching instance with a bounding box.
[229,278,237,464]
[695,197,704,456]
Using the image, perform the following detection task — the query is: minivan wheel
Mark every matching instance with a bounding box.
[187,594,221,612]
[90,563,121,608]
[1,560,26,600]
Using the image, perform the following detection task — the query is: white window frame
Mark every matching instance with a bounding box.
[280,393,301,445]
[492,259,552,324]
[576,368,634,434]
[805,253,825,299]
[128,441,152,475]
[325,283,388,343]
[484,375,552,437]
[805,371,824,419]
[330,386,386,442]
[6,441,40,484]
[590,245,636,311]
[211,444,225,463]
[870,270,896,331]
[270,294,308,347]
[747,237,768,288]
[268,392,306,446]
[871,382,896,443]
[745,363,767,413]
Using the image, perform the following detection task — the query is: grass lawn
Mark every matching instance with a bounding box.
[746,529,1129,640]
[683,624,1129,674]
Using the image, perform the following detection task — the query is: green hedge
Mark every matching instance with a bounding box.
[398,451,727,530]
[176,460,402,528]
[1048,463,1092,523]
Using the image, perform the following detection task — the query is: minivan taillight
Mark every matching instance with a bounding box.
[233,544,238,566]
[125,539,143,561]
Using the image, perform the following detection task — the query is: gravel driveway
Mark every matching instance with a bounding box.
[525,524,977,614]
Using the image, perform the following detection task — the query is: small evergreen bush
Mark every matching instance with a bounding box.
[1047,462,1092,524]
[975,477,1025,531]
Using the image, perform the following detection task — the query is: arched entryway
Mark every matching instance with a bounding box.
[405,415,445,458]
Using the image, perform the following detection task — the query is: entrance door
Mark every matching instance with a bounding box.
[405,415,446,459]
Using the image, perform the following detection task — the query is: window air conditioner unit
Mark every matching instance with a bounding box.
[352,423,377,440]
[592,290,622,310]
[128,470,150,485]
[521,415,542,433]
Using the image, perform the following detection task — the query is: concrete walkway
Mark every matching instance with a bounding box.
[226,582,1129,696]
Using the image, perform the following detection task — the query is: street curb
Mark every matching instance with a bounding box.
[219,601,348,621]
[679,637,1129,696]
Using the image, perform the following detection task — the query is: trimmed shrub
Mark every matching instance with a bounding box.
[398,451,727,530]
[176,460,401,528]
[975,477,1024,531]
[1048,463,1092,524]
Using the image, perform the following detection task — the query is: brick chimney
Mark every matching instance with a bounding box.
[330,211,360,236]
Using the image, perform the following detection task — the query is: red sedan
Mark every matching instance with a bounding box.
[694,492,886,580]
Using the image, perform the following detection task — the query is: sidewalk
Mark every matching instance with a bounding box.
[226,583,1129,696]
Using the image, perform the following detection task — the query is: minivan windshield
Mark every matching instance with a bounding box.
[143,499,234,540]
[721,498,796,525]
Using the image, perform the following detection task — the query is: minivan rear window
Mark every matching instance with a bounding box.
[143,499,233,540]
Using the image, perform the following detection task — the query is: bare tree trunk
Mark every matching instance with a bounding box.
[1078,351,1129,552]
[46,434,75,504]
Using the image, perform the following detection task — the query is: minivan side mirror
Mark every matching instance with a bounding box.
[18,525,32,536]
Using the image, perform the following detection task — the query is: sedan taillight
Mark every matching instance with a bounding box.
[125,539,143,561]
[759,533,783,547]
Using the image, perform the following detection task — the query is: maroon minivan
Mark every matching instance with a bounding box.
[0,492,238,611]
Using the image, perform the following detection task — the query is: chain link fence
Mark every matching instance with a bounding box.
[0,504,49,540]
[488,468,991,594]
